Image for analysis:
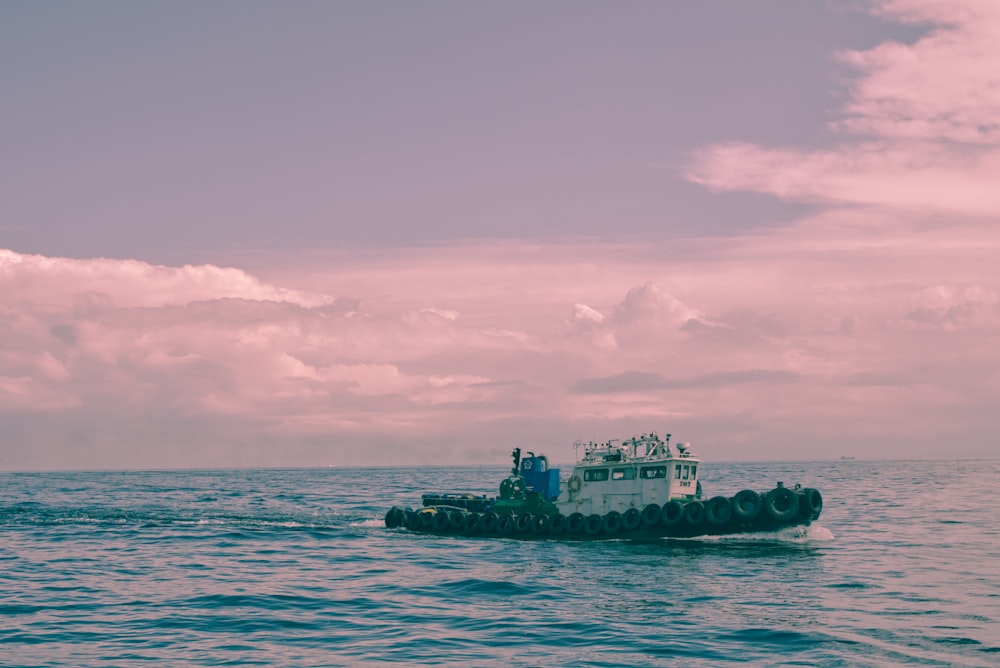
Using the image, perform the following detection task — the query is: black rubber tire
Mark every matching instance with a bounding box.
[731,489,761,522]
[566,512,585,534]
[548,514,567,535]
[764,487,800,523]
[640,503,661,528]
[530,514,550,535]
[433,511,450,532]
[384,506,401,528]
[479,512,498,534]
[659,500,684,527]
[419,511,435,531]
[584,513,603,536]
[601,511,622,535]
[448,511,464,530]
[800,488,823,518]
[704,496,732,527]
[498,514,517,535]
[462,512,481,534]
[405,509,421,531]
[683,501,705,528]
[622,507,641,531]
[514,514,533,534]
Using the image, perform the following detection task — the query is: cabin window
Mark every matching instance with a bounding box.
[682,465,690,480]
[675,464,682,479]
[584,468,609,482]
[690,465,697,479]
[611,467,636,481]
[640,466,666,479]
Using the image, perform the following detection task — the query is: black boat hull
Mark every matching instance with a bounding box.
[385,486,822,539]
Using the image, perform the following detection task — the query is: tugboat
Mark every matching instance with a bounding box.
[384,432,823,539]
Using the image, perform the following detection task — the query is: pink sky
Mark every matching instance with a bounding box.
[2,0,999,469]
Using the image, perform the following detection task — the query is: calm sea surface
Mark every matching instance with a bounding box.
[2,459,998,667]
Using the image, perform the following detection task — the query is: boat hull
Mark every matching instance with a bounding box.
[384,486,822,540]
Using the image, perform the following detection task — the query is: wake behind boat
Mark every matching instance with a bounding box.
[384,431,824,539]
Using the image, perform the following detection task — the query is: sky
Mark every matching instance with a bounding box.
[2,0,999,470]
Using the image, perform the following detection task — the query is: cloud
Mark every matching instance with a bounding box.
[0,249,328,309]
[611,282,703,327]
[570,369,799,395]
[566,282,706,352]
[3,236,1000,467]
[688,141,1000,216]
[843,0,1000,145]
[903,284,1000,329]
[686,0,1000,217]
[570,303,605,324]
[0,248,545,466]
[48,324,77,345]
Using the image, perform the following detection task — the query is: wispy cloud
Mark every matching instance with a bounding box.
[571,370,799,395]
[687,0,1000,217]
[840,0,1000,145]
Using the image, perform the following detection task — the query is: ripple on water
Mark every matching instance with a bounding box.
[1,460,998,667]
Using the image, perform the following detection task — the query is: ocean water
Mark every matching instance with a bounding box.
[1,459,998,667]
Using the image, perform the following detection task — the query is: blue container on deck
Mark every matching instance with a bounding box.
[520,453,560,501]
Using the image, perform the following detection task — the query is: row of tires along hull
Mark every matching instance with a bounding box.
[386,486,822,538]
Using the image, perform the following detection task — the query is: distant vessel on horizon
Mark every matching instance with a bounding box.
[840,456,856,460]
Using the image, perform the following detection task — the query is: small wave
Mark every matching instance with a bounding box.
[931,636,982,646]
[350,518,384,528]
[829,582,871,590]
[692,524,835,543]
[752,523,835,542]
[797,524,836,541]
